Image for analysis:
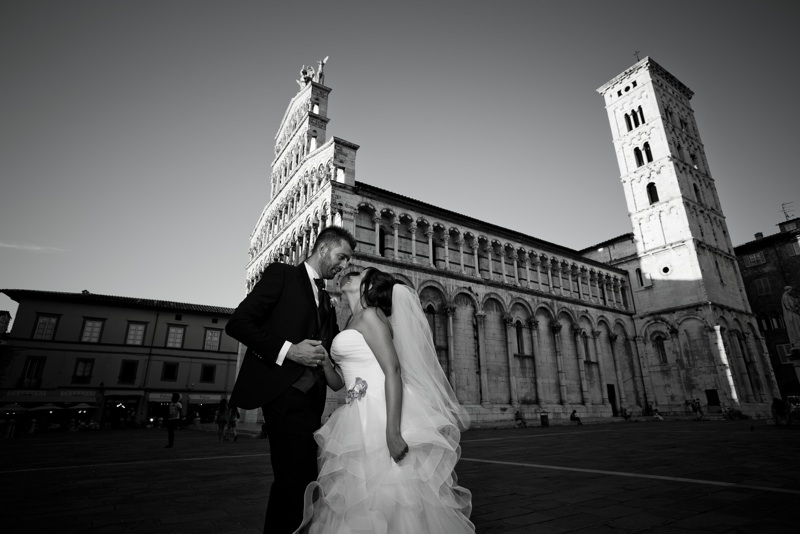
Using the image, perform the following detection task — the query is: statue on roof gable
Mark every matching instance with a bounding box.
[296,57,328,88]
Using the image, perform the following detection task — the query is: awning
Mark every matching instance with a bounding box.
[187,394,222,402]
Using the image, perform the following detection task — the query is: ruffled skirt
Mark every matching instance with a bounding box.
[294,385,474,533]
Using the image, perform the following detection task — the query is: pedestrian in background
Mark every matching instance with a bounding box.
[165,393,181,448]
[570,410,583,425]
[216,399,228,442]
[225,406,240,442]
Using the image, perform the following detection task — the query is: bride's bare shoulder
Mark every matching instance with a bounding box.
[360,307,393,337]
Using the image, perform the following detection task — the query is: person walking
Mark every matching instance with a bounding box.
[215,399,228,442]
[225,406,240,441]
[165,393,181,448]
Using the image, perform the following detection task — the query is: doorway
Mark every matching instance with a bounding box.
[607,384,618,416]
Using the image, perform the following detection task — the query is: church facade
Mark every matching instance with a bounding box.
[238,58,776,424]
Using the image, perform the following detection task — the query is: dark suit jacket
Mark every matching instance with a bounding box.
[226,262,338,412]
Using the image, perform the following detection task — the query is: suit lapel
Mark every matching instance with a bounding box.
[297,263,320,331]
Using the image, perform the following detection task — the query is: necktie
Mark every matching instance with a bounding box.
[314,278,325,292]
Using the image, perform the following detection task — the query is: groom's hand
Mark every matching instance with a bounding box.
[286,339,329,367]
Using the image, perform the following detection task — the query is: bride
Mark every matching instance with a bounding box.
[295,267,474,533]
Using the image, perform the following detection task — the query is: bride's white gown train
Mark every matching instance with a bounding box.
[295,329,474,533]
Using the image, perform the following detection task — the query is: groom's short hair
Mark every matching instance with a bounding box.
[312,225,356,254]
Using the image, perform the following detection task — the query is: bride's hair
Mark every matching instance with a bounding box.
[360,268,403,316]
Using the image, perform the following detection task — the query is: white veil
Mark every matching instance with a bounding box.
[389,284,470,431]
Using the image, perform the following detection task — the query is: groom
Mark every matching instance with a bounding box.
[226,225,356,533]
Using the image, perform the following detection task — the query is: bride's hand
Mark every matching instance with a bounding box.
[387,432,409,463]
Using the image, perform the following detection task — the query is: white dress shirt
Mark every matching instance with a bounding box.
[276,262,321,366]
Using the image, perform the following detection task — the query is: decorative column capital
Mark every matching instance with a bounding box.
[409,222,417,233]
[526,318,539,329]
[444,305,456,316]
[550,321,562,333]
[592,329,602,338]
[372,215,382,224]
[572,325,583,338]
[502,314,514,326]
[424,229,434,238]
[609,333,619,342]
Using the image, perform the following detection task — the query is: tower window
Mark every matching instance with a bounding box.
[625,113,632,132]
[515,321,524,354]
[636,268,644,287]
[634,147,644,167]
[694,183,704,205]
[637,106,645,124]
[644,142,653,163]
[631,110,640,128]
[646,183,659,205]
[653,335,668,364]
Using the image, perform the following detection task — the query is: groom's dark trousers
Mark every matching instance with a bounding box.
[226,262,337,534]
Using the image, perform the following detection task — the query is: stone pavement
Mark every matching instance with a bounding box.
[1,419,798,533]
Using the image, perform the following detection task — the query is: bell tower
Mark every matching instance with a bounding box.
[596,57,750,314]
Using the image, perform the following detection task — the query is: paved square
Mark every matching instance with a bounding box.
[1,420,797,533]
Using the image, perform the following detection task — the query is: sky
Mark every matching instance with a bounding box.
[1,1,798,327]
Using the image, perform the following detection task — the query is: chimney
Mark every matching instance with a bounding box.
[754,232,763,240]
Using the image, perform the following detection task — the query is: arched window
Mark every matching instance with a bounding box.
[644,142,653,163]
[646,183,659,205]
[637,106,645,124]
[694,183,704,205]
[653,334,668,364]
[676,143,686,161]
[636,268,644,287]
[631,110,640,128]
[515,321,524,354]
[378,227,387,257]
[634,147,644,167]
[624,113,632,132]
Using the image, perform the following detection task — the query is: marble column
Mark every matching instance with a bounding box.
[533,255,542,291]
[500,247,508,284]
[486,244,494,280]
[458,237,466,273]
[425,229,434,267]
[471,241,480,278]
[391,222,400,259]
[504,315,519,407]
[512,251,520,286]
[409,223,418,263]
[524,255,531,288]
[728,331,755,403]
[592,330,610,404]
[373,216,382,255]
[445,306,457,391]
[708,326,739,404]
[443,235,451,271]
[573,327,590,406]
[551,322,567,404]
[476,312,491,407]
[527,318,544,405]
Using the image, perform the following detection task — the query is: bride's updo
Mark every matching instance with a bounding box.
[360,268,402,317]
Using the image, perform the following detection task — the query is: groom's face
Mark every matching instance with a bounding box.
[319,240,353,279]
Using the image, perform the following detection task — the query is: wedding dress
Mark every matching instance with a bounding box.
[295,287,474,533]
